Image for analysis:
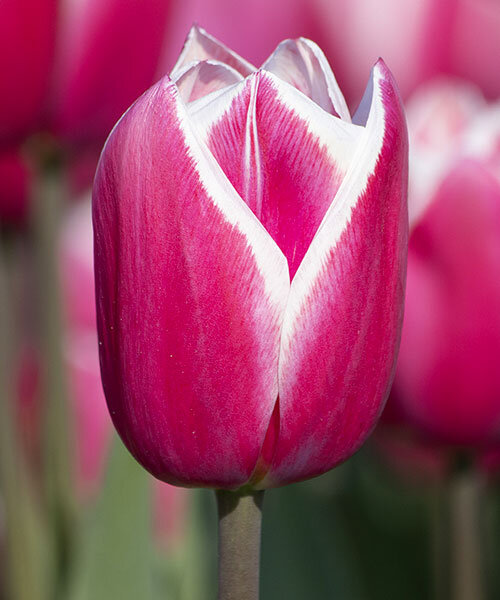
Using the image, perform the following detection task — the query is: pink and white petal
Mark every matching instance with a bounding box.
[189,70,363,277]
[261,38,351,121]
[170,25,255,79]
[93,76,289,489]
[262,61,408,487]
[173,60,243,103]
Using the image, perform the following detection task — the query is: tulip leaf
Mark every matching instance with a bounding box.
[68,435,153,600]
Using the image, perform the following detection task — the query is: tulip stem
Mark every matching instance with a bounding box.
[448,456,484,600]
[215,489,264,600]
[432,455,485,600]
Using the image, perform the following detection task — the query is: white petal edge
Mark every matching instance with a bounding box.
[168,78,290,309]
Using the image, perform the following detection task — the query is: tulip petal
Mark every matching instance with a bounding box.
[189,70,363,278]
[261,38,351,121]
[93,76,289,488]
[262,61,408,487]
[173,60,243,103]
[171,25,255,79]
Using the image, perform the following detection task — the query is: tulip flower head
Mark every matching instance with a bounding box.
[93,27,408,490]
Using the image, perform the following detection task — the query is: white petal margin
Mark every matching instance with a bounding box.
[172,59,244,103]
[170,25,256,79]
[279,61,393,369]
[262,38,351,122]
[188,70,363,176]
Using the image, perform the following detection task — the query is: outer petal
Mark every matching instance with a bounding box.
[50,0,171,147]
[170,25,255,79]
[262,61,408,487]
[173,60,243,103]
[93,76,289,488]
[261,38,351,121]
[189,71,363,278]
[394,160,500,445]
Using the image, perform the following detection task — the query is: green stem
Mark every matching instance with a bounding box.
[31,162,75,597]
[216,489,264,600]
[432,455,484,600]
[448,461,484,600]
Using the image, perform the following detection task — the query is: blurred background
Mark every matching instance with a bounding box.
[1,0,499,599]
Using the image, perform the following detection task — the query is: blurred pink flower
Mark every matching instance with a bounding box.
[391,80,500,446]
[311,0,500,106]
[49,0,172,149]
[0,0,57,146]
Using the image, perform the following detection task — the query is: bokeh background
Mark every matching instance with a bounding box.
[1,1,500,599]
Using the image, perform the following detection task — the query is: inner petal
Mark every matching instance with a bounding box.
[174,60,243,103]
[171,25,255,79]
[189,72,362,279]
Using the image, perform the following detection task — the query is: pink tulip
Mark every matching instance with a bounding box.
[392,80,500,446]
[93,28,408,490]
[0,0,57,145]
[311,0,500,106]
[49,0,172,149]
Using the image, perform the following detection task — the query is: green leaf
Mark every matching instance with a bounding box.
[68,435,154,600]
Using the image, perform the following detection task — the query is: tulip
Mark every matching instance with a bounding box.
[391,80,500,447]
[94,26,408,491]
[311,0,500,106]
